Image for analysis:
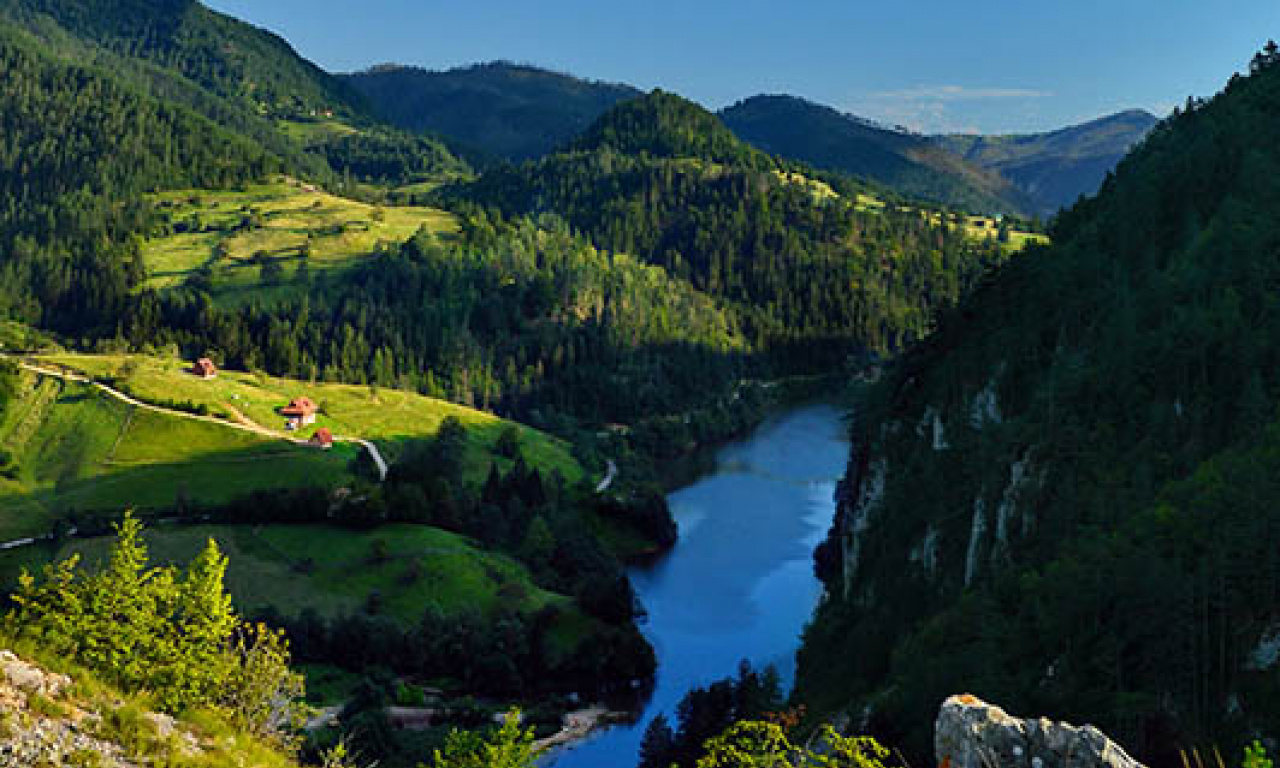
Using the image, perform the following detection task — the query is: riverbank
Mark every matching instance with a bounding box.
[546,402,851,767]
[653,374,852,493]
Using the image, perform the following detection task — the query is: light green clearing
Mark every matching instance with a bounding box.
[34,353,583,485]
[0,368,351,540]
[0,522,597,660]
[140,176,456,304]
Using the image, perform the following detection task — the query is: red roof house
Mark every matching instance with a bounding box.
[309,427,334,449]
[281,396,318,425]
[191,358,217,379]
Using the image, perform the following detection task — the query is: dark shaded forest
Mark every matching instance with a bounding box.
[799,43,1280,765]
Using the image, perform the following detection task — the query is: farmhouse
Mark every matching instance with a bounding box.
[281,396,318,428]
[309,427,334,449]
[191,358,217,379]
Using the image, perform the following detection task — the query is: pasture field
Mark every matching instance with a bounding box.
[34,353,584,484]
[0,368,352,540]
[141,176,457,303]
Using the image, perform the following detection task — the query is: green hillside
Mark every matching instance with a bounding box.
[0,365,351,541]
[568,89,773,168]
[721,94,1028,214]
[142,177,458,304]
[34,353,582,482]
[3,523,575,630]
[0,352,582,541]
[0,0,362,118]
[798,48,1280,763]
[0,24,280,334]
[458,90,1021,360]
[343,62,642,161]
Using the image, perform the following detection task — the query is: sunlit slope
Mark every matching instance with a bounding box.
[141,177,457,303]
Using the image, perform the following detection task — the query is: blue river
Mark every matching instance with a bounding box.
[547,402,849,768]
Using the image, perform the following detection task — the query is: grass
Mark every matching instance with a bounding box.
[1,520,604,709]
[0,367,352,540]
[275,117,359,147]
[141,176,457,305]
[0,523,571,625]
[0,633,302,768]
[34,353,583,485]
[776,168,1047,252]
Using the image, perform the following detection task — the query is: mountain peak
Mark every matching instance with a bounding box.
[568,89,769,166]
[343,62,641,160]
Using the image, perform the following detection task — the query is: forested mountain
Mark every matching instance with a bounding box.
[343,62,642,161]
[0,0,467,191]
[0,25,279,334]
[456,90,1014,366]
[0,0,362,117]
[799,47,1280,764]
[936,109,1158,215]
[721,95,1156,217]
[720,94,1027,214]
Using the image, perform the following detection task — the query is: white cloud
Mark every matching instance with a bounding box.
[870,85,1052,102]
[849,84,1052,134]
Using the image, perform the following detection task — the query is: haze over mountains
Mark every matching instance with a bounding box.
[936,108,1160,214]
[350,62,1156,216]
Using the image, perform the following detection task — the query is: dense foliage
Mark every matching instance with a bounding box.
[1,0,361,118]
[311,128,469,186]
[638,661,786,768]
[430,712,542,768]
[186,418,657,698]
[0,29,277,333]
[720,94,1024,214]
[8,515,303,739]
[457,91,1013,360]
[799,45,1280,764]
[124,214,761,451]
[343,62,641,162]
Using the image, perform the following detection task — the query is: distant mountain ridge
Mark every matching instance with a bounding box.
[719,94,1029,214]
[342,62,642,161]
[721,94,1156,216]
[342,59,1152,215]
[935,109,1160,215]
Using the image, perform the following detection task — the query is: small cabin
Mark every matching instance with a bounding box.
[191,358,217,379]
[281,396,318,426]
[309,427,334,449]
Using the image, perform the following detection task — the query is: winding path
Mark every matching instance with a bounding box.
[8,359,389,480]
[595,459,618,493]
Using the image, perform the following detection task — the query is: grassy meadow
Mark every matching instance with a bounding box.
[141,176,456,304]
[777,168,1047,251]
[0,523,568,624]
[34,353,584,484]
[0,367,352,540]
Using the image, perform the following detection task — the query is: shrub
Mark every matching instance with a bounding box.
[7,514,304,742]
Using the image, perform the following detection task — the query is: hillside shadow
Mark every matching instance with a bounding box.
[0,440,358,537]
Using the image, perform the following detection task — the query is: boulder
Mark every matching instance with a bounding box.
[936,694,1146,768]
[0,650,71,696]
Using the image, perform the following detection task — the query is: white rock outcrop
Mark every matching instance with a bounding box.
[936,695,1146,768]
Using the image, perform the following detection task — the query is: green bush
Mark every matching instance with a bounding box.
[7,513,303,742]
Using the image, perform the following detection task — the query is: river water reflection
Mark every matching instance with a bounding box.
[547,403,850,767]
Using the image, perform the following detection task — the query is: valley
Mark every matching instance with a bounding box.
[0,1,1275,767]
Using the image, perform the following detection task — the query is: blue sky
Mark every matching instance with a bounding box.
[206,0,1278,134]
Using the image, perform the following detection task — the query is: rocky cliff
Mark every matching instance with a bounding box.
[937,695,1145,768]
[797,45,1280,762]
[0,647,295,767]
